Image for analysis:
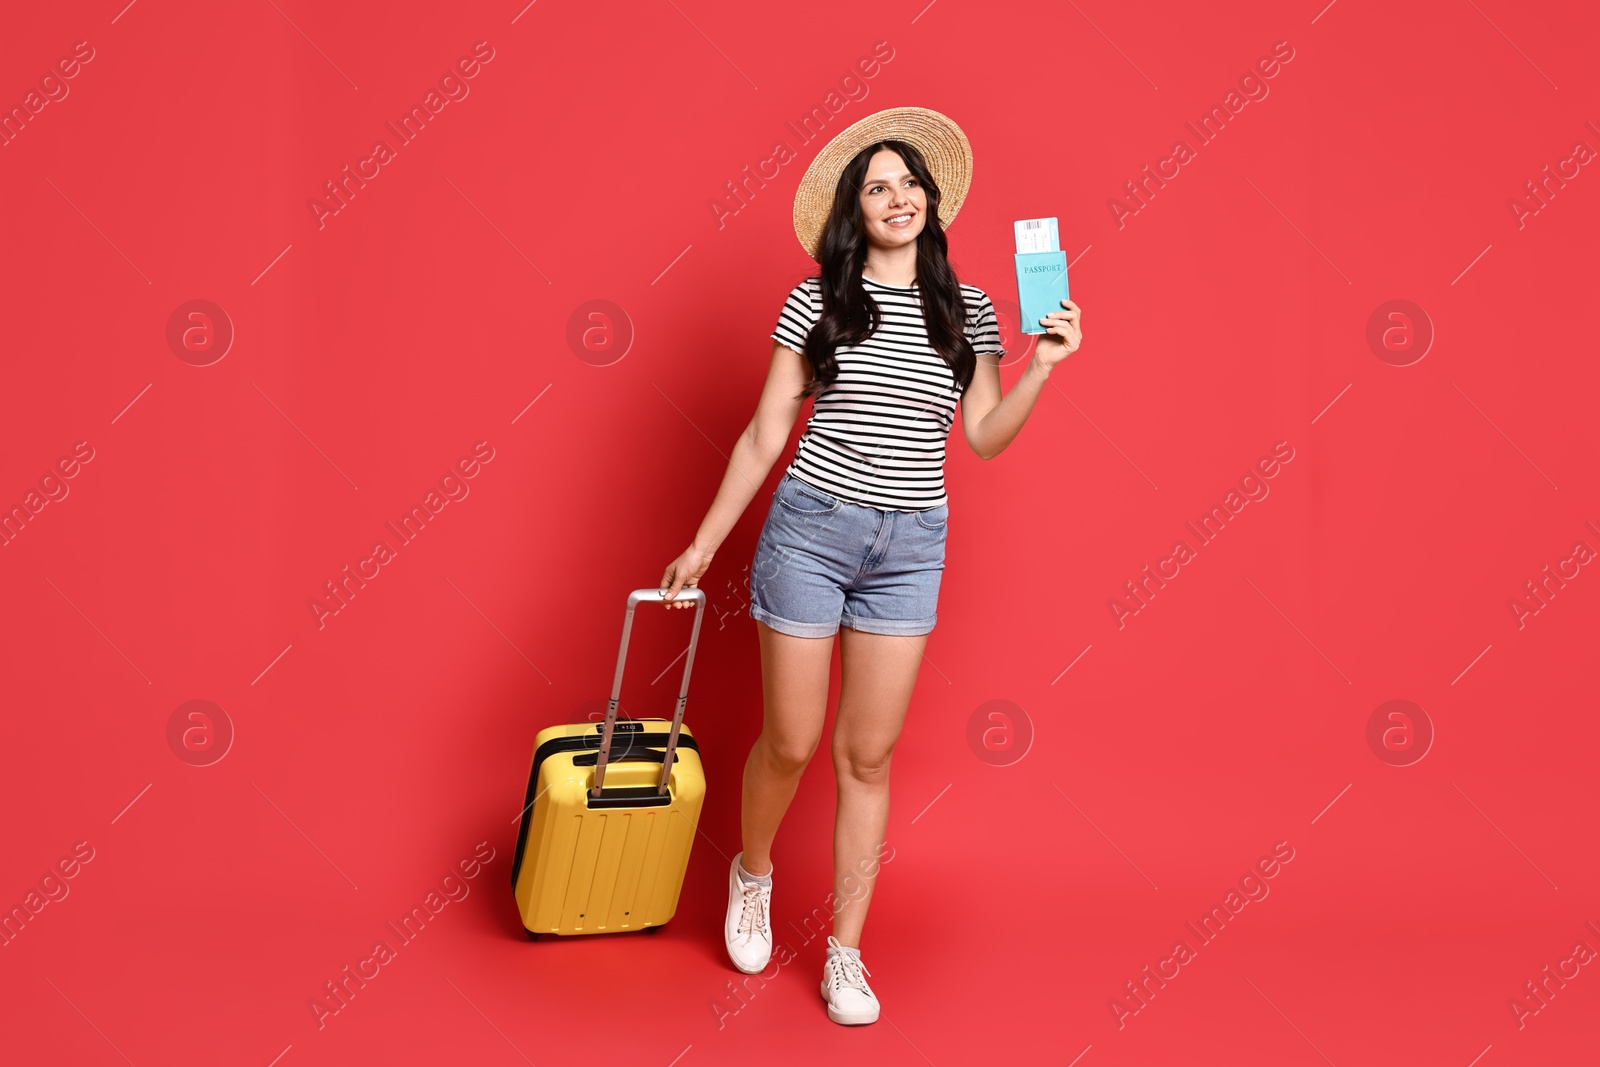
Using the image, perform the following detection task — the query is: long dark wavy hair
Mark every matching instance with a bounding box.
[797,139,977,401]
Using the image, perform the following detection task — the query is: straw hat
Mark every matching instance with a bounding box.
[791,106,973,261]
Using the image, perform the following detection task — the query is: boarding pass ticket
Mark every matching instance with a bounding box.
[1014,217,1060,254]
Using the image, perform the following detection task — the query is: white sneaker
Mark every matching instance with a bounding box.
[820,935,880,1025]
[724,852,772,974]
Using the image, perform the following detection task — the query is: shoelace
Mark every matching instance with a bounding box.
[829,951,873,995]
[736,881,770,938]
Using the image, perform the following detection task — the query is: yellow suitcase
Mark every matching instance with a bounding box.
[511,587,707,938]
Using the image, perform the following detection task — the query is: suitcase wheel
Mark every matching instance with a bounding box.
[524,930,541,941]
[645,923,664,934]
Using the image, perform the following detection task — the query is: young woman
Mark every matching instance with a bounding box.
[659,107,1081,1025]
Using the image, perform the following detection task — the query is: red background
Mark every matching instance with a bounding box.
[2,0,1596,1064]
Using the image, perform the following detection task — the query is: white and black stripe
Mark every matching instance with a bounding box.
[771,275,1005,511]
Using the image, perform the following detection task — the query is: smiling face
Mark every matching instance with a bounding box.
[857,148,927,251]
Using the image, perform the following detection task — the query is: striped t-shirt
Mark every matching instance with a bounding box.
[771,275,1005,511]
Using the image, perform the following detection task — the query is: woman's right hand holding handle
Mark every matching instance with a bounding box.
[661,542,714,609]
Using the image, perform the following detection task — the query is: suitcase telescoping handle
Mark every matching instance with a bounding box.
[591,587,706,798]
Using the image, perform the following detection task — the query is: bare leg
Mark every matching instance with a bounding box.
[830,626,925,946]
[740,620,834,876]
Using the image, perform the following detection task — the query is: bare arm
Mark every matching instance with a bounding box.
[961,298,1082,460]
[662,340,810,604]
[961,351,1053,461]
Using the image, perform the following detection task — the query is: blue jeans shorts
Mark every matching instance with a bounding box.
[748,473,948,638]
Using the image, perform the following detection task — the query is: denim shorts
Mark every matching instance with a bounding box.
[748,473,948,638]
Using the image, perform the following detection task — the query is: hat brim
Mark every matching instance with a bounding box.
[791,106,973,262]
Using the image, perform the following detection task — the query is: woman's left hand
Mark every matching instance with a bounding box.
[1033,299,1082,371]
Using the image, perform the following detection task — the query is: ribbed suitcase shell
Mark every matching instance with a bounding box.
[511,719,705,935]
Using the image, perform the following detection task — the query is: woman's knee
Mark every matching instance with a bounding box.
[757,730,820,774]
[833,743,893,785]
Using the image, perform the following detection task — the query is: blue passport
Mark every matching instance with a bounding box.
[1014,217,1069,335]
